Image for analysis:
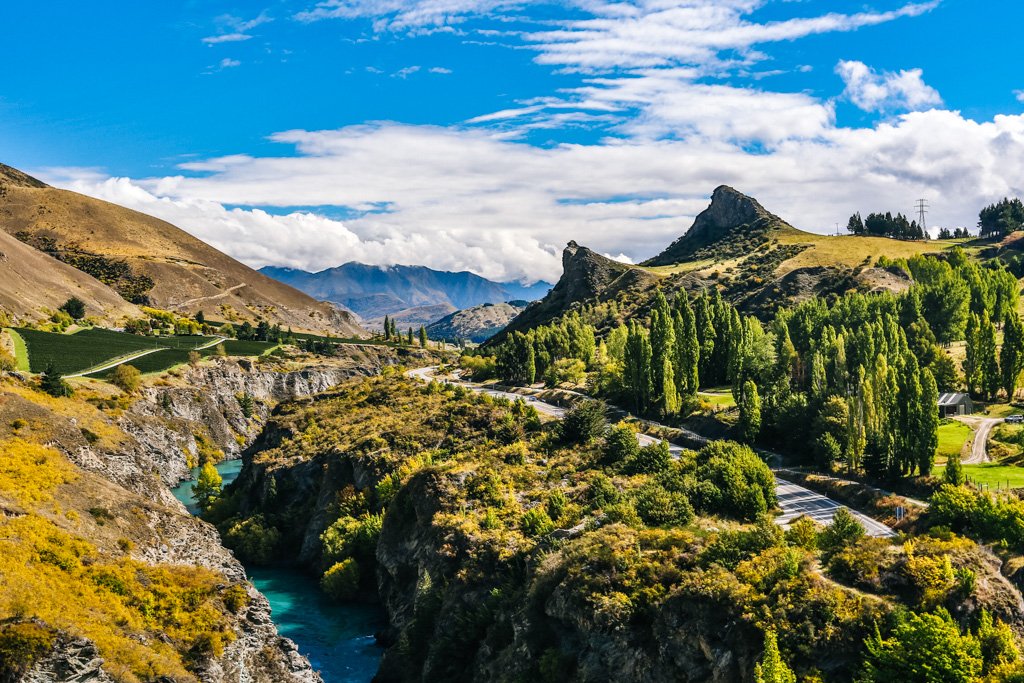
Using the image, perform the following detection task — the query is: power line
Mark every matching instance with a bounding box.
[915,198,929,233]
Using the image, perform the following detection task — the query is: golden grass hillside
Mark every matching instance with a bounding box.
[0,162,363,336]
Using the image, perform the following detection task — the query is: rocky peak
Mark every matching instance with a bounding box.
[644,186,785,266]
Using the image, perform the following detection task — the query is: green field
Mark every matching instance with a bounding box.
[12,328,218,375]
[958,463,1024,490]
[936,420,973,461]
[84,339,279,379]
[6,329,30,371]
[699,388,736,409]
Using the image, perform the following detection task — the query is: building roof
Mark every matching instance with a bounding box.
[938,392,971,406]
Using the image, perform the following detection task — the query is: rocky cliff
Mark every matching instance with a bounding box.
[492,242,658,342]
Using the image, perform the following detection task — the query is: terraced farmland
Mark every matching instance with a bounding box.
[10,328,218,375]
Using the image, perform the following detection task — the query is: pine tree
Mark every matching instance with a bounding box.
[739,379,762,444]
[1000,312,1024,401]
[40,364,72,397]
[754,628,796,683]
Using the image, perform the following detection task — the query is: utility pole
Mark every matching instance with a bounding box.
[915,199,929,234]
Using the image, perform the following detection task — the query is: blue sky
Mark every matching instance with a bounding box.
[3,1,1024,282]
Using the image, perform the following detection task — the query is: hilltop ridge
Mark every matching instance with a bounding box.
[0,162,363,335]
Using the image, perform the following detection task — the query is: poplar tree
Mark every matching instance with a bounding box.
[624,322,653,414]
[383,315,391,340]
[979,311,1000,400]
[419,326,428,348]
[658,356,679,418]
[407,327,415,346]
[1000,312,1024,400]
[673,295,700,396]
[917,367,939,475]
[650,293,676,412]
[754,629,796,683]
[964,312,981,395]
[739,379,762,443]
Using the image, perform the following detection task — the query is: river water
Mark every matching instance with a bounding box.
[171,460,385,682]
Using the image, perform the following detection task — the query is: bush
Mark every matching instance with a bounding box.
[321,559,361,600]
[818,508,865,559]
[632,482,693,527]
[560,401,606,445]
[59,297,86,320]
[862,609,982,681]
[222,515,281,564]
[0,621,56,680]
[692,441,775,521]
[603,422,639,465]
[544,358,586,387]
[521,507,555,536]
[110,364,142,394]
[624,439,670,475]
[0,349,15,372]
[587,473,620,509]
[321,513,383,566]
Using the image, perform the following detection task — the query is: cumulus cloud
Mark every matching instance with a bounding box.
[51,110,1024,284]
[836,60,942,112]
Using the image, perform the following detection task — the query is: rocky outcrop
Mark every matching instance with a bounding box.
[47,348,408,507]
[645,186,787,266]
[492,243,657,342]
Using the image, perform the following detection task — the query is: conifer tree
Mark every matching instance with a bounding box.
[754,628,796,683]
[383,315,391,340]
[407,327,415,345]
[419,326,428,348]
[945,449,966,486]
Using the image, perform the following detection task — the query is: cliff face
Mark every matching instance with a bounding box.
[492,242,657,342]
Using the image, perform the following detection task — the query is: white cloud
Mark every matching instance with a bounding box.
[429,66,453,74]
[836,60,942,112]
[50,110,1024,284]
[203,11,272,45]
[219,58,241,69]
[1015,90,1024,103]
[393,65,421,78]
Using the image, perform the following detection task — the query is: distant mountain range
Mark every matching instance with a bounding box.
[260,263,551,324]
[426,301,528,343]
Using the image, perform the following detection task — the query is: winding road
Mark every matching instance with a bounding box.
[960,417,1001,464]
[407,366,894,537]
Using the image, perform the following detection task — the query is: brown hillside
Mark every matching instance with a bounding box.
[0,229,143,324]
[0,167,363,335]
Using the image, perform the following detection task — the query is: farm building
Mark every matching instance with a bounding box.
[938,392,973,417]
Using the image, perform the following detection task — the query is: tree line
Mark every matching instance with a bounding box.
[482,247,1023,481]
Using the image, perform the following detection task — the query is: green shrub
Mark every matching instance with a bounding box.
[603,422,639,465]
[632,482,693,527]
[222,515,281,565]
[818,508,866,559]
[59,297,86,320]
[692,441,775,521]
[560,401,606,445]
[623,439,671,475]
[110,364,142,394]
[521,507,555,537]
[862,609,982,681]
[321,513,383,565]
[321,558,361,600]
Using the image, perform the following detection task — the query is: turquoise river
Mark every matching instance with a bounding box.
[171,459,385,682]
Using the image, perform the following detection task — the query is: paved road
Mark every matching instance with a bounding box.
[408,366,894,537]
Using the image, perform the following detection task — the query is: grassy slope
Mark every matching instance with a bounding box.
[0,170,363,336]
[936,420,973,462]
